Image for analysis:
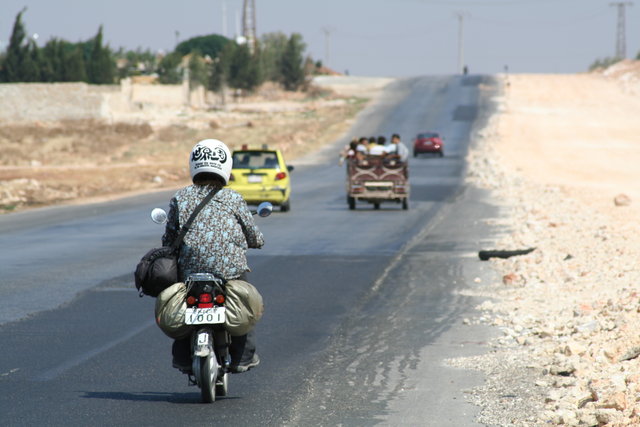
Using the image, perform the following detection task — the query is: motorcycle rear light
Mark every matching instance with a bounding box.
[215,294,225,304]
[198,303,214,308]
[186,296,197,306]
[199,293,212,303]
[275,172,287,180]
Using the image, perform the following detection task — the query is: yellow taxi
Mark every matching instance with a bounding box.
[228,145,294,212]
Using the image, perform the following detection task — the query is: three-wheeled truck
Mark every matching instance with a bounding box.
[345,156,409,210]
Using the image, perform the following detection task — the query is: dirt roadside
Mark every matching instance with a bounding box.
[456,62,640,426]
[0,80,388,213]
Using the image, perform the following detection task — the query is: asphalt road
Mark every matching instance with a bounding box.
[0,75,502,426]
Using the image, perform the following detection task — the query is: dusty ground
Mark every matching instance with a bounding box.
[0,82,369,213]
[457,61,640,426]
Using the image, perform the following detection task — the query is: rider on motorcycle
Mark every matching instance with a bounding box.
[162,139,264,373]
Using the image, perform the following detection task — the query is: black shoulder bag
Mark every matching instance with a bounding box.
[134,188,219,297]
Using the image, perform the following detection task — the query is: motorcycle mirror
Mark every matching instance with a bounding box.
[151,208,168,224]
[256,202,273,217]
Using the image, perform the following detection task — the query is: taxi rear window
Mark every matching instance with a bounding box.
[232,151,279,169]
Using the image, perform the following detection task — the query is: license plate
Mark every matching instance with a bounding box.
[248,175,263,183]
[185,307,226,325]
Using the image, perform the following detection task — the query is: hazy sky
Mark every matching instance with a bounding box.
[2,0,639,77]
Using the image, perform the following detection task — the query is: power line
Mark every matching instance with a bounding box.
[610,2,633,59]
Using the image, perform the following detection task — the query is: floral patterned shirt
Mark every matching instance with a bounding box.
[162,185,264,281]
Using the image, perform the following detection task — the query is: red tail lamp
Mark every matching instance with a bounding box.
[215,294,225,304]
[275,172,287,181]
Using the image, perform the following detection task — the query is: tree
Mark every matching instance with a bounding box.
[588,57,621,72]
[208,42,236,93]
[158,52,182,84]
[87,26,115,84]
[63,46,88,82]
[228,43,262,91]
[208,57,225,92]
[40,39,62,82]
[260,32,288,82]
[1,8,29,82]
[175,34,230,59]
[41,39,88,82]
[21,39,42,82]
[188,52,208,89]
[279,33,306,91]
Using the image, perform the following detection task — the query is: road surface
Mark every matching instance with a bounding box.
[0,75,502,426]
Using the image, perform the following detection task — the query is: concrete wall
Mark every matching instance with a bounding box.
[0,80,207,124]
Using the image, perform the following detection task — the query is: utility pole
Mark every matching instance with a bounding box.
[610,2,633,59]
[222,0,227,38]
[322,27,332,68]
[455,11,469,74]
[242,0,257,54]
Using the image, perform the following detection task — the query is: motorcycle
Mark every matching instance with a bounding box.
[151,201,272,403]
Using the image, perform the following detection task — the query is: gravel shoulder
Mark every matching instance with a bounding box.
[456,64,640,426]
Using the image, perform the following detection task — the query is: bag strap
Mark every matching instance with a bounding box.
[170,187,220,251]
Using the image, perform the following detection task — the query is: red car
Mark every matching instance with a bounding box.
[413,132,444,157]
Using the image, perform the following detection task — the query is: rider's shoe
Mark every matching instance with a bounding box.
[230,353,260,374]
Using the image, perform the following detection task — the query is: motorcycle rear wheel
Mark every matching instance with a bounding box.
[199,355,217,403]
[216,372,228,396]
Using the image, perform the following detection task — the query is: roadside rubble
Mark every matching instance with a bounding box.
[450,115,640,426]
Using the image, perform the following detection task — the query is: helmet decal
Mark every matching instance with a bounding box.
[191,145,228,163]
[189,139,232,184]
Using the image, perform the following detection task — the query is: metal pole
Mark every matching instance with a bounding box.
[322,27,331,67]
[610,2,633,59]
[455,12,466,74]
[222,1,227,37]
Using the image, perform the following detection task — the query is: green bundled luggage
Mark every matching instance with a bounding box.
[154,280,264,338]
[224,279,264,336]
[155,282,192,339]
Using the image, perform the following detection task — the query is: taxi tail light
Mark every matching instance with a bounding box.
[275,172,287,181]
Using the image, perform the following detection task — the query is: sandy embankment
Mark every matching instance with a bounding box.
[457,64,640,425]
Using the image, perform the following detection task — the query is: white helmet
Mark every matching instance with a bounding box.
[189,139,233,184]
